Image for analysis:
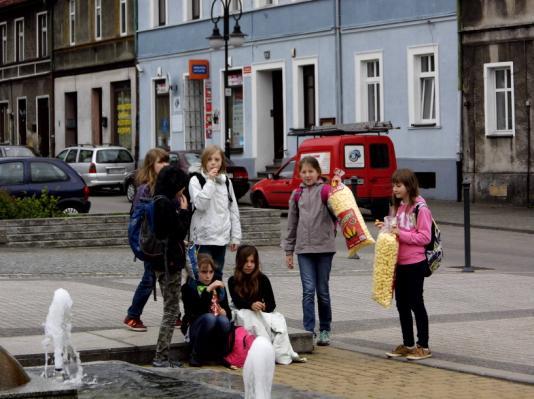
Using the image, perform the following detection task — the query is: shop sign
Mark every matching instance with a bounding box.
[189,59,209,80]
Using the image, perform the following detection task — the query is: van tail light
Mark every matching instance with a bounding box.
[83,185,90,201]
[88,163,97,174]
[232,169,248,180]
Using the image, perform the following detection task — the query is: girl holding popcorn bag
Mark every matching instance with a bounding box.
[376,169,433,361]
[282,156,338,346]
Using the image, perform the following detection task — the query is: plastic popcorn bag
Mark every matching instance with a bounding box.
[327,171,375,258]
[372,217,399,308]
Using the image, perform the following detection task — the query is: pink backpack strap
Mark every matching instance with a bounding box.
[293,187,304,203]
[293,185,330,205]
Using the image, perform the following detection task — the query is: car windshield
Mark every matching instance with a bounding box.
[278,160,295,178]
[96,149,133,163]
[3,147,34,157]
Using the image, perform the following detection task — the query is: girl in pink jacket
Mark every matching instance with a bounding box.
[383,169,433,361]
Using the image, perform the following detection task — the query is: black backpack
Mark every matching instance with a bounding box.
[414,202,443,276]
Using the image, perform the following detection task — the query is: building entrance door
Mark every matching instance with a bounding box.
[272,70,284,160]
[17,98,26,145]
[37,97,50,156]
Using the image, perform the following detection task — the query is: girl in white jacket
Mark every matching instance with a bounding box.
[189,145,242,280]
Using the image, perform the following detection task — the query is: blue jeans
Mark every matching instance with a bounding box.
[127,262,155,320]
[198,245,227,280]
[297,253,334,333]
[189,313,231,359]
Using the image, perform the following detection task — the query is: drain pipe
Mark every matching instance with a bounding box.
[334,0,343,123]
[524,40,532,207]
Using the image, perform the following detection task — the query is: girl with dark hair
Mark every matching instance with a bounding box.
[377,168,433,361]
[282,156,337,346]
[151,165,191,368]
[228,245,306,364]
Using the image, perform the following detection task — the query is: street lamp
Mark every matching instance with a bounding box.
[207,0,246,159]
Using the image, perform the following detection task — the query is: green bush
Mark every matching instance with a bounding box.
[0,189,64,219]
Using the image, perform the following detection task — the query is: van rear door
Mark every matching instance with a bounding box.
[367,138,396,199]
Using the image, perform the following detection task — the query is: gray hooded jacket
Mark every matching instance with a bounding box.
[282,182,337,255]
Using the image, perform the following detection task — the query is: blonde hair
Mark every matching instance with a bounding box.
[136,148,169,193]
[200,145,227,174]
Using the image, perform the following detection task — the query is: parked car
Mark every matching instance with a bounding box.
[250,123,397,220]
[124,150,250,202]
[0,145,37,158]
[0,157,91,214]
[56,145,135,192]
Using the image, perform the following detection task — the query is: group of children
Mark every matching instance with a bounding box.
[124,143,435,368]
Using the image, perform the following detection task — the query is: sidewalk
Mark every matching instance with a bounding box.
[0,199,533,397]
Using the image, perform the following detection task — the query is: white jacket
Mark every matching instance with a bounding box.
[189,171,242,246]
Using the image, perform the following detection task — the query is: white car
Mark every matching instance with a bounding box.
[57,145,135,192]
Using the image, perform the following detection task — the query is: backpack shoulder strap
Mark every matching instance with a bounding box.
[224,176,233,203]
[191,172,206,188]
[293,187,304,203]
[320,184,331,205]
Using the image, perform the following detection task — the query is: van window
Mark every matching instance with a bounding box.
[370,144,389,168]
[278,160,295,178]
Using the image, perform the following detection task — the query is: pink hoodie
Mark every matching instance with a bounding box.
[395,196,432,265]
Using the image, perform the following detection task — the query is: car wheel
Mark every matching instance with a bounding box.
[60,204,82,215]
[251,192,268,208]
[126,181,136,202]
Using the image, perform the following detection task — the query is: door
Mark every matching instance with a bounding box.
[65,92,78,147]
[0,103,8,143]
[91,88,102,145]
[267,158,298,207]
[17,98,26,145]
[37,97,50,157]
[272,70,284,161]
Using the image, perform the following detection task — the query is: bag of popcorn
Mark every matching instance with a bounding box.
[372,216,398,308]
[327,174,375,258]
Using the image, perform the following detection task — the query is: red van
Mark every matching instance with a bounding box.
[250,123,397,220]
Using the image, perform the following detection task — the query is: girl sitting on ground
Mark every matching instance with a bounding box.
[228,245,306,365]
[181,254,232,367]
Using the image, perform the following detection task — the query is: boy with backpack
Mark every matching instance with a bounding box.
[149,165,191,367]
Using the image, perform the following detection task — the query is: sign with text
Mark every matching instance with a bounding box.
[189,59,209,80]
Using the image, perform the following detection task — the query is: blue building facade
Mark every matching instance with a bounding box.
[136,0,459,200]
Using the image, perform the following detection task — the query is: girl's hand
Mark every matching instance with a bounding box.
[331,175,342,186]
[374,219,384,229]
[251,301,265,312]
[207,167,219,180]
[229,243,238,252]
[286,254,294,269]
[218,308,227,316]
[208,280,224,291]
[391,226,399,236]
[178,194,188,210]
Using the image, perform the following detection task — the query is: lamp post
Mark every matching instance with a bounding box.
[207,0,246,159]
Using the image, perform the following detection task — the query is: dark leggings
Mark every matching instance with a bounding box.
[189,313,231,360]
[395,260,429,348]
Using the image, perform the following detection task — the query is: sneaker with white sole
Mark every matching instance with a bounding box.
[123,316,147,332]
[406,345,432,360]
[317,330,330,346]
[385,344,415,358]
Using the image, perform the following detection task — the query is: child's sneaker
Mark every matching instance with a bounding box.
[317,330,330,346]
[406,345,432,360]
[152,359,182,368]
[123,316,147,332]
[385,344,415,358]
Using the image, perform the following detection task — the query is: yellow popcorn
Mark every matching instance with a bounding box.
[372,231,398,307]
[327,182,375,258]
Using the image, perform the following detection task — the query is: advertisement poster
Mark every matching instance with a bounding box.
[344,145,365,168]
[204,81,213,139]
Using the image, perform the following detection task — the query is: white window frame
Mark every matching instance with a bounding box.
[0,22,7,65]
[292,57,319,129]
[153,0,167,27]
[484,61,515,137]
[407,44,440,127]
[14,18,24,62]
[355,51,383,122]
[95,0,102,40]
[36,12,48,58]
[120,0,127,36]
[184,0,203,21]
[69,0,76,45]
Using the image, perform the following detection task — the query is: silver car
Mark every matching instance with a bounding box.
[57,145,135,191]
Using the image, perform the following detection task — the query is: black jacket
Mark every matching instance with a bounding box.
[227,273,276,313]
[181,279,232,335]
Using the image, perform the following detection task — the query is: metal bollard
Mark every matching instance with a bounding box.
[462,180,474,273]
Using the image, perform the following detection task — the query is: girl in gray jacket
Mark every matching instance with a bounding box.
[282,156,337,346]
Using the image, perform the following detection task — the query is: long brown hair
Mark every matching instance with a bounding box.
[233,245,261,301]
[200,144,227,174]
[391,168,420,212]
[136,148,169,193]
